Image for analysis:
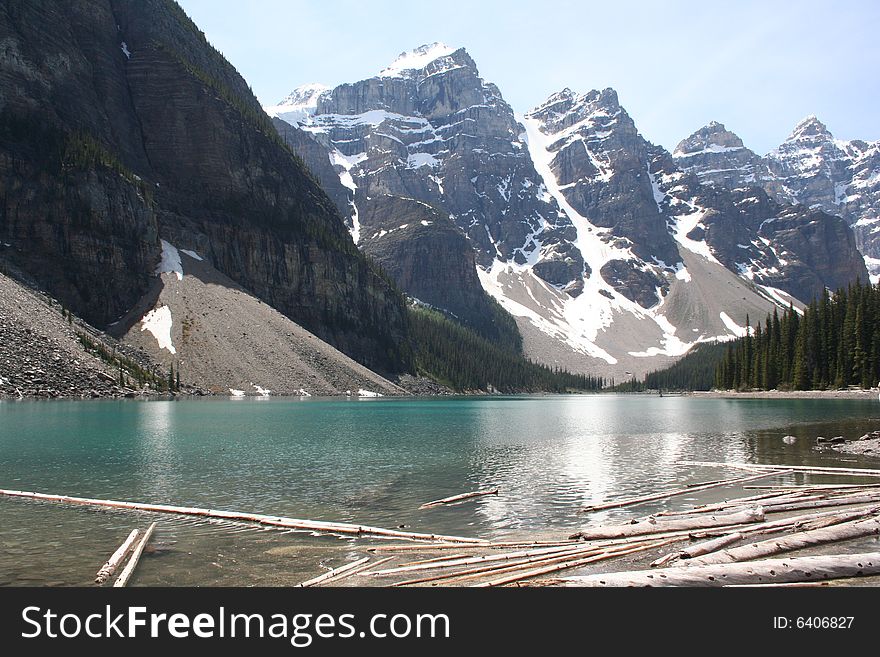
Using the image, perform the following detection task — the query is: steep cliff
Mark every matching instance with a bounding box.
[0,0,410,373]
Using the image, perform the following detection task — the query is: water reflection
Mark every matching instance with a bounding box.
[135,401,177,501]
[1,395,879,584]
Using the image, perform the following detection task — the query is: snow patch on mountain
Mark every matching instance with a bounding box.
[719,311,752,337]
[477,260,618,364]
[265,83,329,126]
[157,240,183,280]
[140,305,175,354]
[180,248,203,261]
[865,255,880,285]
[378,43,457,78]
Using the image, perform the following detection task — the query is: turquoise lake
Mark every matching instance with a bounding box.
[1,395,879,585]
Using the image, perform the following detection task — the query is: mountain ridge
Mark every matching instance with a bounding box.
[268,43,869,380]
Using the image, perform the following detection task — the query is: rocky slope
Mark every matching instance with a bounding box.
[0,0,410,374]
[0,270,147,399]
[115,241,405,396]
[270,45,869,380]
[674,118,880,278]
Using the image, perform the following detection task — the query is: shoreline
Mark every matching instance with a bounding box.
[694,389,880,400]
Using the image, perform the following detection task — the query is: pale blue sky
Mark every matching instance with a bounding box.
[177,0,878,154]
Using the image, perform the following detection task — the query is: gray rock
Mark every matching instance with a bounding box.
[674,116,880,263]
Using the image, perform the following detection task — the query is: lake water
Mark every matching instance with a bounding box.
[1,395,879,586]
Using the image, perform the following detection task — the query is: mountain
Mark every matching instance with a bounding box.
[268,44,581,345]
[0,0,410,377]
[116,241,405,396]
[674,118,880,280]
[270,49,868,380]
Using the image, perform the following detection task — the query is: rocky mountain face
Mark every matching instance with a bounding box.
[269,44,582,342]
[271,45,869,380]
[674,118,880,276]
[0,0,410,374]
[117,241,405,396]
[673,121,769,189]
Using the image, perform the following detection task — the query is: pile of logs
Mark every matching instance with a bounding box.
[299,462,880,587]
[5,460,880,587]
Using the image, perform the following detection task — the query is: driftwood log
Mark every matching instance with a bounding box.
[688,517,880,566]
[298,557,372,587]
[570,508,764,541]
[547,552,880,587]
[579,470,787,513]
[679,461,880,478]
[650,532,744,567]
[0,488,486,544]
[95,529,139,585]
[419,489,499,509]
[113,522,156,588]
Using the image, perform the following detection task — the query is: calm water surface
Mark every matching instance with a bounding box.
[1,395,878,585]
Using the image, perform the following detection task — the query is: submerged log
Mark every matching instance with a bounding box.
[579,471,787,513]
[0,488,486,544]
[570,508,764,541]
[548,552,880,587]
[95,529,140,585]
[113,522,156,588]
[419,489,499,509]
[688,517,880,566]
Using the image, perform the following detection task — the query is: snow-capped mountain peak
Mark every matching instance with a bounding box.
[673,122,746,157]
[265,83,329,126]
[267,51,869,381]
[279,83,329,108]
[787,114,831,142]
[378,42,459,78]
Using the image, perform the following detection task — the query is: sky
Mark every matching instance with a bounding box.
[177,0,879,154]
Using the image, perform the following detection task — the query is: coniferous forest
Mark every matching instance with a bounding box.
[409,306,605,393]
[715,280,880,391]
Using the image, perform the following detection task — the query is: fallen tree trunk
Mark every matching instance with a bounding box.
[690,504,880,539]
[419,489,499,509]
[95,529,139,585]
[550,552,880,587]
[688,517,880,566]
[570,508,764,541]
[579,470,787,513]
[113,522,156,588]
[0,488,486,544]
